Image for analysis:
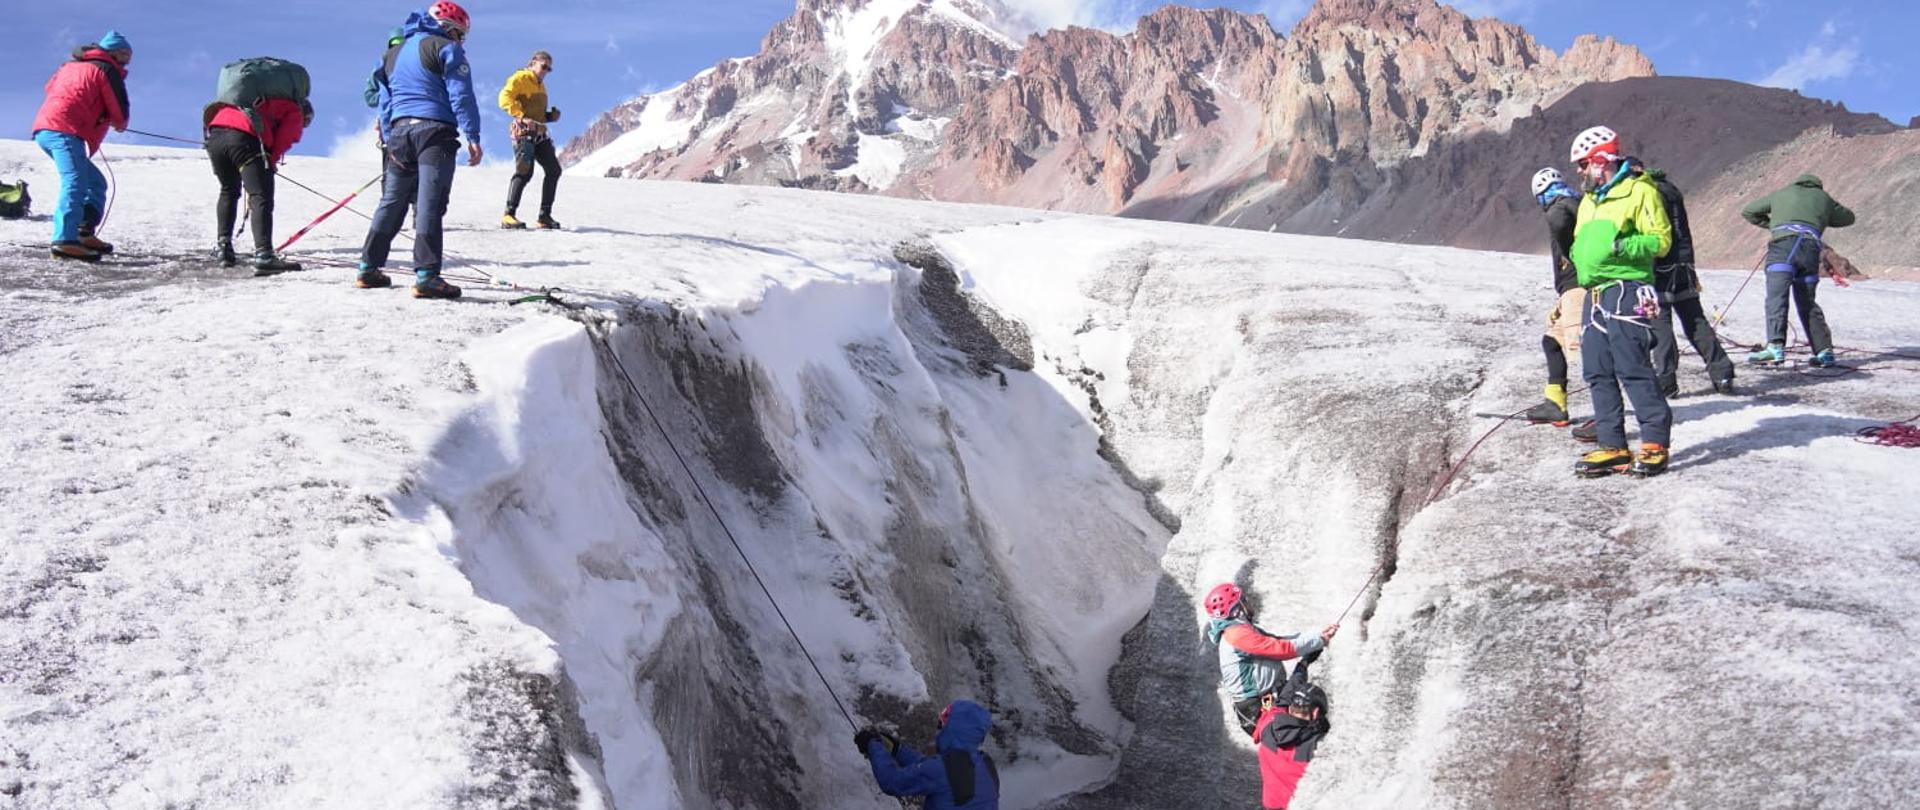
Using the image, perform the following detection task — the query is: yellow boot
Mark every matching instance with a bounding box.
[501,212,527,230]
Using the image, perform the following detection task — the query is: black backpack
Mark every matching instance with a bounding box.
[943,750,999,804]
[0,180,29,220]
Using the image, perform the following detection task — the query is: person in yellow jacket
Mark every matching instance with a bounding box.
[498,50,561,229]
[1566,125,1674,478]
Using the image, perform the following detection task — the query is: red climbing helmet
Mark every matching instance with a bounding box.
[1204,582,1244,618]
[429,1,472,35]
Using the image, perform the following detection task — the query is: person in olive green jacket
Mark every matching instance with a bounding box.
[1741,175,1855,367]
[1566,125,1673,478]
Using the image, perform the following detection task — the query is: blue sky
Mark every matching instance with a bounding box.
[6,0,1913,160]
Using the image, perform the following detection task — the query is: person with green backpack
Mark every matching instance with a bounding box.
[203,58,312,274]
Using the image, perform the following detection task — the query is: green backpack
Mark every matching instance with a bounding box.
[0,180,28,220]
[202,57,312,131]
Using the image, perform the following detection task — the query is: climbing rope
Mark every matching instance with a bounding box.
[97,146,117,233]
[1857,414,1920,448]
[124,127,205,146]
[591,322,860,731]
[276,173,381,253]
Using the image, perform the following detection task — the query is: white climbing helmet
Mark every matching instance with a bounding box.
[1531,167,1564,197]
[1570,125,1620,165]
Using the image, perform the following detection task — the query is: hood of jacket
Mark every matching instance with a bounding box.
[401,10,454,40]
[1262,712,1331,750]
[934,700,991,754]
[1206,616,1247,645]
[71,47,127,78]
[1794,174,1824,189]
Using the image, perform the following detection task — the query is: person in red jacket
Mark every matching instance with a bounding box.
[29,31,132,262]
[205,97,310,273]
[1253,656,1330,810]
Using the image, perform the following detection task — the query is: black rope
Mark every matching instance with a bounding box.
[591,322,859,731]
[124,127,205,146]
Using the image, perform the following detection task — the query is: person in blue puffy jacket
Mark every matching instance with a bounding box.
[354,1,480,299]
[855,699,1000,809]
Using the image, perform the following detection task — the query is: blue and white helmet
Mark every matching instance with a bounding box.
[1531,167,1564,197]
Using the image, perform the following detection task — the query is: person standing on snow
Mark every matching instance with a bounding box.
[1741,175,1856,368]
[497,50,564,230]
[30,31,132,262]
[1524,167,1586,430]
[355,1,482,299]
[1204,582,1338,735]
[1567,125,1674,479]
[855,700,1000,809]
[1252,648,1331,810]
[1639,167,1735,396]
[205,89,310,274]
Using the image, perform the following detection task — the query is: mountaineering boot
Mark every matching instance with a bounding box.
[50,241,101,262]
[216,240,237,268]
[354,263,393,289]
[1575,447,1634,478]
[413,272,463,300]
[1627,443,1669,478]
[1747,343,1786,365]
[1524,399,1570,426]
[77,223,113,255]
[251,251,303,276]
[536,214,561,230]
[1571,419,1598,443]
[501,212,527,229]
[1712,378,1736,395]
[1809,350,1838,368]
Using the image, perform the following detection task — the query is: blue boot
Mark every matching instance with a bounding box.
[1809,350,1837,368]
[1747,343,1785,364]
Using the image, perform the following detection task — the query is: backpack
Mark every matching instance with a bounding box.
[202,57,312,132]
[942,750,999,805]
[0,180,29,220]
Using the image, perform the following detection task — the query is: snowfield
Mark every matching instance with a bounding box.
[2,140,1917,810]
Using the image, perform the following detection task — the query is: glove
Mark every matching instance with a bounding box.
[546,106,561,123]
[853,728,897,755]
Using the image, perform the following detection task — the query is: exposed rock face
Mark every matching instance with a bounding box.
[563,0,1021,188]
[567,0,1913,273]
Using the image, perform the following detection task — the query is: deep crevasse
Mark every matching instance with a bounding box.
[399,264,1169,809]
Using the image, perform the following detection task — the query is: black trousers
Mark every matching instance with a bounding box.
[1650,296,1735,394]
[505,136,562,216]
[207,127,275,254]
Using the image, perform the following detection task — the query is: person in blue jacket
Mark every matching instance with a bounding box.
[855,699,1000,809]
[355,1,480,299]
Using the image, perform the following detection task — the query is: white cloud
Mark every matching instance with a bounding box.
[1442,0,1546,21]
[1758,42,1861,90]
[328,119,383,161]
[1257,0,1312,30]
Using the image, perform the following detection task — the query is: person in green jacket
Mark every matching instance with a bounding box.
[1566,125,1673,478]
[1741,175,1855,367]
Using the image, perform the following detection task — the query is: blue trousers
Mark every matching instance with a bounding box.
[1582,280,1672,449]
[33,130,106,243]
[360,119,460,276]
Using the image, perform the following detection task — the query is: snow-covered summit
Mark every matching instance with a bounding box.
[3,140,1918,809]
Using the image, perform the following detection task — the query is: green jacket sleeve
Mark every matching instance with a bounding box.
[1828,198,1856,229]
[1740,193,1773,228]
[1615,183,1673,261]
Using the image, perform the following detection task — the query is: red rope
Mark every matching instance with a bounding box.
[1858,415,1920,448]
